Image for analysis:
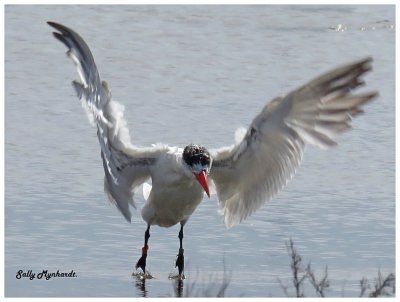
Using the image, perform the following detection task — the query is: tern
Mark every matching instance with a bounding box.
[48,21,377,279]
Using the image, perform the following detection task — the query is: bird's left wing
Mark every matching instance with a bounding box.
[210,58,377,228]
[48,22,168,222]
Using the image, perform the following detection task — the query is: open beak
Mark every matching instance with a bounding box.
[195,170,210,198]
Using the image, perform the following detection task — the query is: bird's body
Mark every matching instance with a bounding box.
[141,148,205,227]
[48,21,378,279]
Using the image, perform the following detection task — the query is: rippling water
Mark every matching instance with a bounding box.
[5,5,395,297]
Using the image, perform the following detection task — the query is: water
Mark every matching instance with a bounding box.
[5,5,395,297]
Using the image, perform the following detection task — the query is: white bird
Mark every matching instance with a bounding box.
[48,21,377,278]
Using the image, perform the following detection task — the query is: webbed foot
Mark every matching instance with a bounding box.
[175,248,185,276]
[135,245,148,273]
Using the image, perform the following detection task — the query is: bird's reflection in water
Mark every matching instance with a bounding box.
[132,272,185,297]
[174,279,184,297]
[132,271,154,297]
[134,277,148,297]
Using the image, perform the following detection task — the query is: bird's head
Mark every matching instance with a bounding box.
[182,144,212,198]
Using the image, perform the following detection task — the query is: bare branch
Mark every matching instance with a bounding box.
[278,238,394,298]
[285,238,307,297]
[359,277,369,297]
[369,269,395,297]
[306,263,329,297]
[277,277,290,297]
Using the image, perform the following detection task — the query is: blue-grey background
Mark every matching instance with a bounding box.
[5,5,395,297]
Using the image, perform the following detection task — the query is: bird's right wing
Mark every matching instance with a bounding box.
[48,22,168,222]
[210,57,378,228]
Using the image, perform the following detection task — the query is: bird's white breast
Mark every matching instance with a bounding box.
[141,150,205,227]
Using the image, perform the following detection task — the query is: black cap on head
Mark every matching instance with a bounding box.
[182,144,211,168]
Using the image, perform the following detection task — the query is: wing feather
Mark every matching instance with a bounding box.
[210,57,378,228]
[48,22,168,222]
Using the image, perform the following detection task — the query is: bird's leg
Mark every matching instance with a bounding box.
[175,222,185,278]
[136,225,150,274]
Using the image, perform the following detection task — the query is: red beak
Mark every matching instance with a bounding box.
[195,170,210,198]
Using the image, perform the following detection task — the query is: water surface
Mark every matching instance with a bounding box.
[5,5,395,297]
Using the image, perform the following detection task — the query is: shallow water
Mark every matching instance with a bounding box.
[5,5,395,297]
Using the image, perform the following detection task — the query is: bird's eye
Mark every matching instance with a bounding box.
[199,155,210,166]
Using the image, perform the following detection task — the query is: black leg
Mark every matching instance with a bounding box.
[136,225,150,273]
[175,222,185,277]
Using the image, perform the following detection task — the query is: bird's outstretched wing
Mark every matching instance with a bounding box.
[48,22,168,222]
[210,57,378,228]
